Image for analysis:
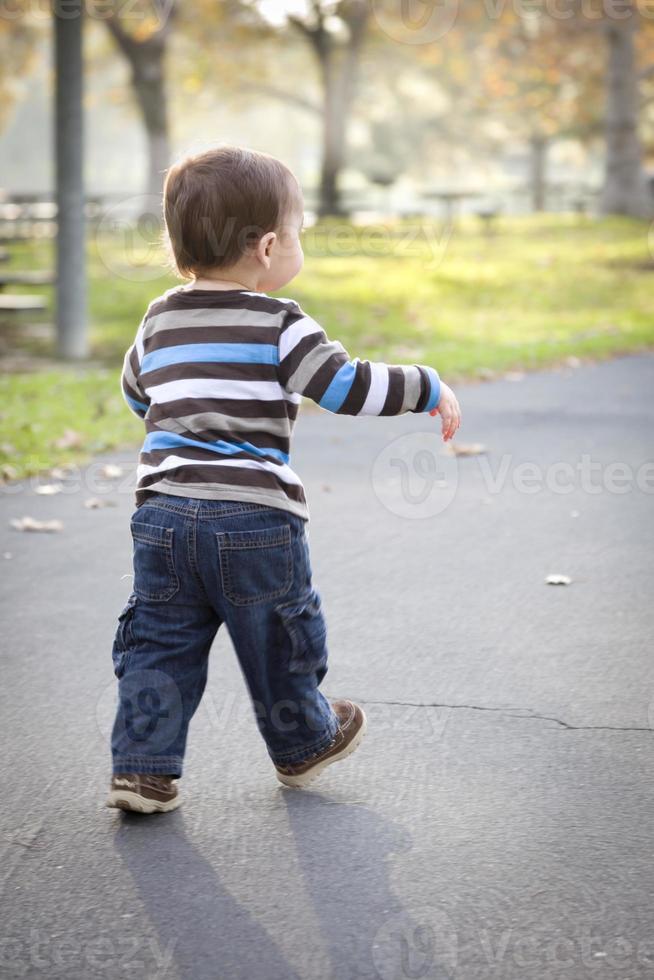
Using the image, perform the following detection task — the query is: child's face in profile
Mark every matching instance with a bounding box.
[258,190,305,293]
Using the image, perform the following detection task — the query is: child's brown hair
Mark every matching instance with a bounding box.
[163,145,300,279]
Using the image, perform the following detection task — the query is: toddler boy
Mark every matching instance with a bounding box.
[107,146,460,812]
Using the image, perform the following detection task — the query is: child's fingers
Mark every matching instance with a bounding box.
[429,397,461,442]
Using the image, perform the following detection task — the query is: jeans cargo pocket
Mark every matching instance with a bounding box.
[274,589,328,675]
[131,519,179,602]
[217,523,293,606]
[112,593,137,679]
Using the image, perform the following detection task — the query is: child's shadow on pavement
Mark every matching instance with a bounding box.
[281,789,413,978]
[112,789,411,980]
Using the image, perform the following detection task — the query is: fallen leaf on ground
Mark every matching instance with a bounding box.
[49,465,77,480]
[99,464,124,479]
[53,429,83,450]
[84,497,117,509]
[34,483,63,496]
[10,516,64,533]
[443,442,487,457]
[545,574,572,586]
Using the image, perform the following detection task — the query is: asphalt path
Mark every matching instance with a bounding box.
[1,353,653,980]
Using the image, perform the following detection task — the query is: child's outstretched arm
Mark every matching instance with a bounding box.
[120,318,151,420]
[277,306,461,441]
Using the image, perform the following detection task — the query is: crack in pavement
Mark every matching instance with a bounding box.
[357,699,654,733]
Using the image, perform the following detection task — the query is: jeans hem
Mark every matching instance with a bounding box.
[267,713,340,766]
[112,755,183,778]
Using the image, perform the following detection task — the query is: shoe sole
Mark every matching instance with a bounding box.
[105,790,182,814]
[275,709,368,789]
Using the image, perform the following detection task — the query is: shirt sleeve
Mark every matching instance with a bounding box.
[120,317,150,420]
[276,305,441,416]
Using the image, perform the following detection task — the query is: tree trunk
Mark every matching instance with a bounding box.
[600,10,653,218]
[130,40,171,201]
[318,53,349,216]
[308,1,368,218]
[529,133,548,212]
[103,5,173,202]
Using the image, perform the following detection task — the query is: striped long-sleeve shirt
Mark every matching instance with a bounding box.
[121,285,442,521]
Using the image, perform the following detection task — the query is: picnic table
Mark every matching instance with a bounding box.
[0,294,46,312]
[0,271,53,316]
[0,271,54,289]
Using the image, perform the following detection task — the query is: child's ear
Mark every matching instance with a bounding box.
[256,231,276,269]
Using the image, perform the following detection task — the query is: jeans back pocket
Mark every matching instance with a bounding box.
[131,519,179,602]
[216,523,293,606]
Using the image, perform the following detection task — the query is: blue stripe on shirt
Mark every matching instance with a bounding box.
[124,392,149,415]
[141,343,279,374]
[318,360,357,412]
[143,430,290,465]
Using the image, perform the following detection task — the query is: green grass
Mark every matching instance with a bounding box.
[2,214,653,480]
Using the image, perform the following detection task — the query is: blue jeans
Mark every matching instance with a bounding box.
[110,493,340,777]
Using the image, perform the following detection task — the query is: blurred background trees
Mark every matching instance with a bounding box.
[2,0,653,218]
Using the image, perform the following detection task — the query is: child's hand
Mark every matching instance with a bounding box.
[429,382,461,441]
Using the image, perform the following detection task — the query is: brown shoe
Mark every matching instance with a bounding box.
[274,700,367,788]
[106,773,181,814]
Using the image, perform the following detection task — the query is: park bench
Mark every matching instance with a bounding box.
[0,271,54,289]
[0,294,46,312]
[0,271,53,315]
